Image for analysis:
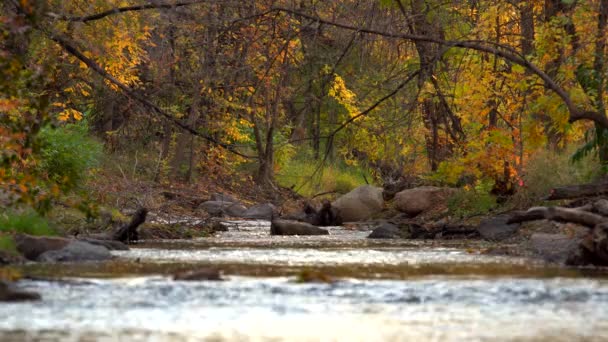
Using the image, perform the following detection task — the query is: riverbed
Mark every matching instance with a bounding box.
[2,220,608,341]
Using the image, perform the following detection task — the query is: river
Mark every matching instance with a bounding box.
[1,220,608,341]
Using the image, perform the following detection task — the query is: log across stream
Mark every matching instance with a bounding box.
[3,220,608,341]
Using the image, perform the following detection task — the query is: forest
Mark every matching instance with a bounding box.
[2,0,608,340]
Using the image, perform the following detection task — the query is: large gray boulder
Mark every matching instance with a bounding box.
[394,186,454,216]
[14,233,113,263]
[243,203,277,220]
[200,201,236,216]
[37,240,112,262]
[477,215,520,241]
[332,185,384,222]
[529,233,581,264]
[271,219,329,235]
[14,234,71,260]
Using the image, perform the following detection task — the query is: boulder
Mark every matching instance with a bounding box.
[199,201,235,216]
[477,215,520,241]
[270,219,329,236]
[529,233,581,264]
[224,203,248,217]
[332,185,384,222]
[367,222,403,239]
[173,267,224,281]
[394,186,454,216]
[37,240,112,262]
[210,193,238,203]
[0,281,40,302]
[14,234,71,260]
[243,203,277,220]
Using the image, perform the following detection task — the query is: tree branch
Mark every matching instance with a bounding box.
[43,28,255,159]
[48,1,209,22]
[271,6,608,129]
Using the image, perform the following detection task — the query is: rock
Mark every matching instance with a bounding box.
[37,240,112,262]
[78,238,129,251]
[332,185,384,222]
[367,222,403,239]
[210,193,238,203]
[394,186,454,216]
[173,267,224,281]
[243,203,277,220]
[270,219,329,236]
[224,203,248,217]
[529,233,581,264]
[14,234,71,260]
[0,281,40,302]
[0,250,25,265]
[199,201,235,216]
[477,215,520,241]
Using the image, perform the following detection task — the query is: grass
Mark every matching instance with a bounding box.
[0,209,56,237]
[508,147,603,208]
[275,154,374,197]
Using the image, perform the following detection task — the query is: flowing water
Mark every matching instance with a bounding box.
[2,220,608,341]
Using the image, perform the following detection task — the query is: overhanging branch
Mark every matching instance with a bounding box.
[271,6,608,130]
[47,1,208,22]
[44,29,255,159]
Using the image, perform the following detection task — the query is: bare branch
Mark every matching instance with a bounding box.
[48,1,208,22]
[43,28,255,159]
[271,6,608,129]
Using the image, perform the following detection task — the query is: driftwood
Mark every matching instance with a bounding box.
[507,201,608,266]
[84,208,148,244]
[507,206,605,227]
[545,182,608,200]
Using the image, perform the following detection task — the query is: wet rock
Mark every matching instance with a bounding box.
[210,193,238,203]
[37,240,112,263]
[78,238,129,251]
[529,233,581,264]
[243,203,277,220]
[367,222,403,239]
[477,215,520,241]
[0,281,40,302]
[270,219,329,236]
[332,185,384,222]
[14,234,71,260]
[173,267,224,281]
[294,269,335,284]
[394,186,454,216]
[209,218,229,232]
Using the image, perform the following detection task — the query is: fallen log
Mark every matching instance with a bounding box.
[507,206,605,228]
[545,182,608,200]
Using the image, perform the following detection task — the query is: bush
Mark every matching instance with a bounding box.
[448,179,497,218]
[37,121,103,192]
[0,209,56,236]
[509,148,602,208]
[275,150,372,197]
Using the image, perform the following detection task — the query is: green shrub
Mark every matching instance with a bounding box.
[275,149,372,197]
[448,179,497,218]
[0,235,17,254]
[37,121,103,192]
[0,210,56,236]
[509,147,602,208]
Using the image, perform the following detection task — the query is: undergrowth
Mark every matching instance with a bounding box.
[275,150,373,197]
